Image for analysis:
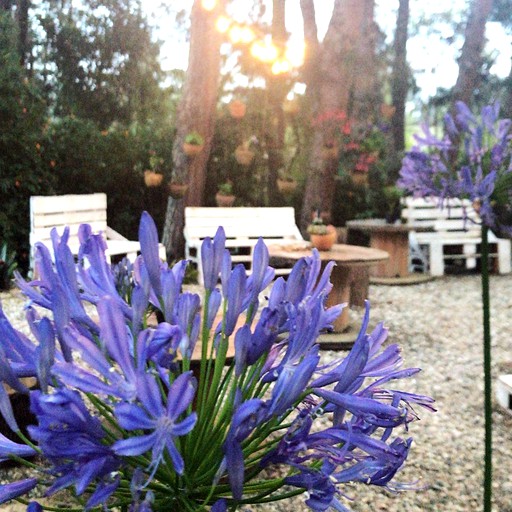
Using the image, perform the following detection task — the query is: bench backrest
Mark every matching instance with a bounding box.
[401,197,480,233]
[30,193,108,251]
[184,207,303,241]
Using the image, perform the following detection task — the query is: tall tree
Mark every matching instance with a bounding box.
[299,0,380,231]
[36,0,165,127]
[452,0,494,107]
[391,0,410,154]
[162,0,224,260]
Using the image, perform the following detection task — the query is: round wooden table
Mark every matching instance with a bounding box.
[346,219,434,283]
[268,242,388,333]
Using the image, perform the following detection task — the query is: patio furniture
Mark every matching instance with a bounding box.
[30,193,165,267]
[184,207,304,285]
[267,242,388,333]
[346,218,434,284]
[401,197,511,276]
[496,374,512,415]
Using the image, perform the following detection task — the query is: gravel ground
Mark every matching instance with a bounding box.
[1,273,512,511]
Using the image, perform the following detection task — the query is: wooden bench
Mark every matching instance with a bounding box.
[30,193,165,267]
[402,197,511,276]
[184,207,304,285]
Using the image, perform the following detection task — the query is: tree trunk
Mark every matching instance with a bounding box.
[503,56,512,119]
[391,0,409,154]
[452,0,494,108]
[16,0,29,66]
[266,0,288,206]
[300,0,378,232]
[162,0,223,260]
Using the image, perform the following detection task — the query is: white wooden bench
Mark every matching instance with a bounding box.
[30,193,165,267]
[402,197,511,276]
[184,207,304,285]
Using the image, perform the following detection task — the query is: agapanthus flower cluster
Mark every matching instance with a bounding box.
[0,212,433,511]
[398,101,512,234]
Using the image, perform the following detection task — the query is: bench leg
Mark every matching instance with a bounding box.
[497,239,511,274]
[429,241,444,276]
[463,244,477,270]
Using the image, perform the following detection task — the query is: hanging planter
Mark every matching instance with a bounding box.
[228,100,246,119]
[183,132,205,157]
[351,170,369,187]
[235,145,255,166]
[277,178,298,195]
[144,170,163,187]
[321,144,339,161]
[215,192,236,207]
[168,182,189,199]
[216,182,236,207]
[283,98,299,116]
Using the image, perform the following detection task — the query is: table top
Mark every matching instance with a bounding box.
[346,218,434,233]
[268,242,389,265]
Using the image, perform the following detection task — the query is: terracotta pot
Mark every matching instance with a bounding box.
[183,142,203,157]
[321,145,339,161]
[229,100,246,119]
[310,226,337,251]
[277,178,297,195]
[235,146,255,166]
[144,170,163,187]
[168,182,188,199]
[215,193,236,207]
[283,99,299,115]
[351,170,368,186]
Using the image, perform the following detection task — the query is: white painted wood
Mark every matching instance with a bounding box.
[30,194,166,269]
[496,374,512,415]
[185,207,304,285]
[403,197,511,275]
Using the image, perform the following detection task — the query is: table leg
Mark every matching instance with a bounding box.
[325,264,351,333]
[369,231,409,278]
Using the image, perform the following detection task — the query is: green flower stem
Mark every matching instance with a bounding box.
[481,224,492,512]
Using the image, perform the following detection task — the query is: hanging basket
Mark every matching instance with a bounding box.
[283,99,299,116]
[215,193,236,207]
[321,145,339,161]
[168,182,189,199]
[144,170,163,187]
[277,178,297,195]
[183,142,204,157]
[351,170,369,187]
[228,100,246,119]
[235,146,255,166]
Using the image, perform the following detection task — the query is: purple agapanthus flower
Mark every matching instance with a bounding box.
[398,101,512,234]
[0,211,432,511]
[112,371,197,477]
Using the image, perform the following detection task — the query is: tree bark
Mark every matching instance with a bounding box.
[300,0,379,232]
[266,0,288,206]
[391,0,409,154]
[162,0,223,260]
[503,56,512,119]
[16,0,29,66]
[452,0,494,108]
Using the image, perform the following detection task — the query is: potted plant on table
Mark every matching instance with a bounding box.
[183,131,204,157]
[307,212,337,251]
[215,181,236,207]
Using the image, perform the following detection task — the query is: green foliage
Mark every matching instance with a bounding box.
[35,0,167,128]
[217,181,234,195]
[0,242,17,290]
[184,131,204,146]
[0,11,54,256]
